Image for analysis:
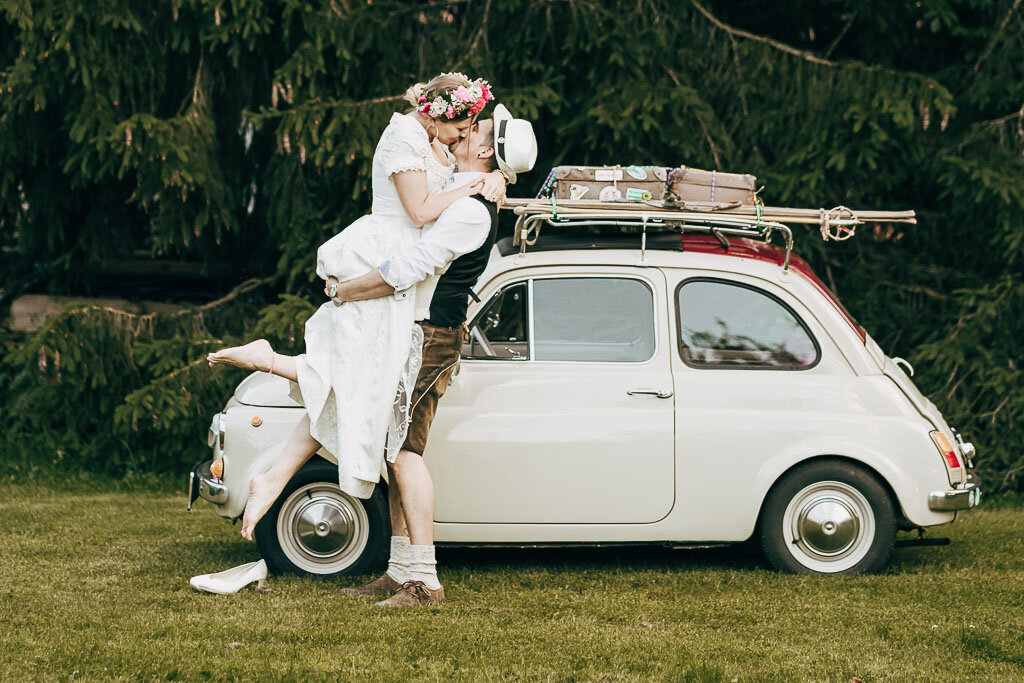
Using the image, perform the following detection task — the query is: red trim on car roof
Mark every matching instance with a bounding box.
[680,233,867,342]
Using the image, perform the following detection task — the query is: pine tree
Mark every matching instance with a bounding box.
[1,0,1021,488]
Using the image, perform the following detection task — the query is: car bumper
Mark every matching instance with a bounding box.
[928,471,982,511]
[187,459,229,510]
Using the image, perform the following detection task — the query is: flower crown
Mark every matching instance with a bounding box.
[418,73,493,120]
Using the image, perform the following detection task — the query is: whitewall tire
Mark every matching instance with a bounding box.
[253,460,389,577]
[759,460,896,575]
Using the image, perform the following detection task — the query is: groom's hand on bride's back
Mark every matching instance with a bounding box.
[324,276,344,306]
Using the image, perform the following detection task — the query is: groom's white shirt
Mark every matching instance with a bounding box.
[377,171,491,299]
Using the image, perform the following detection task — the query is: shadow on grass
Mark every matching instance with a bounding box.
[959,627,1024,668]
[437,541,767,575]
[175,525,992,580]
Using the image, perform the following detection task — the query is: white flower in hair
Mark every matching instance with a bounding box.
[428,98,447,118]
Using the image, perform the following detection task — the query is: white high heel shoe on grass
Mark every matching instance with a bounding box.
[189,559,268,594]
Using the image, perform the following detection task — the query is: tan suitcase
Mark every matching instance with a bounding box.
[668,166,757,204]
[553,165,667,202]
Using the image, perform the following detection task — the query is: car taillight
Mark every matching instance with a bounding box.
[210,457,224,480]
[930,431,960,469]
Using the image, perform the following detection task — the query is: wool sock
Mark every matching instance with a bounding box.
[409,544,441,590]
[386,536,411,583]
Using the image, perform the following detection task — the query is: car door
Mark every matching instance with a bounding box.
[426,266,676,524]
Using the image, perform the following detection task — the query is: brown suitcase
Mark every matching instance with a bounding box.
[553,165,667,202]
[668,167,757,205]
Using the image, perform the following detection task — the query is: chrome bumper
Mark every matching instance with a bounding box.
[929,471,982,511]
[187,459,228,510]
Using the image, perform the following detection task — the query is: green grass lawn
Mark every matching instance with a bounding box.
[1,483,1022,681]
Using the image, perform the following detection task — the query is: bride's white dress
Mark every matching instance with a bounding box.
[287,112,453,499]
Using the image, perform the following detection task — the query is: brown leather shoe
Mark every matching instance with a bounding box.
[373,580,446,607]
[339,573,402,597]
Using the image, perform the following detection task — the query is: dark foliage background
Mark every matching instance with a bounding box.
[1,0,1021,489]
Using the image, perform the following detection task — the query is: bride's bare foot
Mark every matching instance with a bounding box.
[207,339,274,372]
[240,473,280,541]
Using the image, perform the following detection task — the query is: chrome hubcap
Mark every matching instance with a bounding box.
[295,498,354,554]
[797,496,858,555]
[782,480,875,573]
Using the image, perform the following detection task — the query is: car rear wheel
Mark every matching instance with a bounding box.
[253,460,389,577]
[759,460,896,575]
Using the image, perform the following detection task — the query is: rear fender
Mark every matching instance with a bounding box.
[752,435,956,532]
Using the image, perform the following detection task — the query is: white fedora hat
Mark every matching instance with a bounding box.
[492,104,537,184]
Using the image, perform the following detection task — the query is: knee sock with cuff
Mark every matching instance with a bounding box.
[386,535,411,583]
[409,544,441,590]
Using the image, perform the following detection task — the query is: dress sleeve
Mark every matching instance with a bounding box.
[379,117,430,177]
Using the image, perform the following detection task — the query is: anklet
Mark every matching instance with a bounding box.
[268,353,276,376]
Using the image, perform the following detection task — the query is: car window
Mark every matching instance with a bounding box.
[463,282,528,360]
[676,279,818,368]
[533,278,655,362]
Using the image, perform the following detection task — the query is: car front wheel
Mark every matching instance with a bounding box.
[253,460,389,577]
[759,460,896,575]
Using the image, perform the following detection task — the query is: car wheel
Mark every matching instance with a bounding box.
[759,459,896,575]
[253,459,389,577]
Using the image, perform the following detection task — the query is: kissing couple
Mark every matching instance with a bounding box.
[198,72,538,606]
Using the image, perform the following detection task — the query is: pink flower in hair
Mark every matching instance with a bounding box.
[446,104,456,118]
[480,84,491,101]
[468,97,486,116]
[452,85,473,103]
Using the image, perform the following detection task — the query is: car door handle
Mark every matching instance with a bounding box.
[627,388,673,399]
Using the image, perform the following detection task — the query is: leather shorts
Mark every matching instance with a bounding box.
[401,322,464,456]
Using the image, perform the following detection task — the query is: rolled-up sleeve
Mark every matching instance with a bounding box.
[379,197,491,292]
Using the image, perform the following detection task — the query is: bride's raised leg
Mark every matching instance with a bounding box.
[207,339,299,382]
[240,412,321,541]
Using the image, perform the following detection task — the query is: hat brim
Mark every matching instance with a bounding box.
[491,104,517,184]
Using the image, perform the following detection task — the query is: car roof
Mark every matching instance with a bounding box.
[494,231,866,341]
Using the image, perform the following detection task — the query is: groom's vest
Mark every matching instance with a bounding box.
[424,198,500,327]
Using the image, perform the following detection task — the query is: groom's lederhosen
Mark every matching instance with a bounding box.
[402,197,499,456]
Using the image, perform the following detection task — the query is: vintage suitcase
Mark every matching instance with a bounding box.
[667,166,757,205]
[553,165,667,202]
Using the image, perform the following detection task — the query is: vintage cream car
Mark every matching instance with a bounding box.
[189,216,981,576]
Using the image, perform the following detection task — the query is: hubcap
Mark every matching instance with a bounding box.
[276,482,370,575]
[295,497,354,554]
[797,497,858,555]
[782,480,875,573]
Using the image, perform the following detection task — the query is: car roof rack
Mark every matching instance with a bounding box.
[501,198,916,273]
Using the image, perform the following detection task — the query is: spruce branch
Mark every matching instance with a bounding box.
[41,277,272,326]
[972,103,1024,139]
[187,277,273,315]
[666,68,724,168]
[689,0,947,91]
[689,0,840,66]
[823,14,856,60]
[465,0,493,59]
[141,353,208,386]
[973,0,1022,73]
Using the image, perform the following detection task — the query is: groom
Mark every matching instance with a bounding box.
[326,105,537,606]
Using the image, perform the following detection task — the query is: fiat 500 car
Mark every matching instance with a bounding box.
[188,228,981,576]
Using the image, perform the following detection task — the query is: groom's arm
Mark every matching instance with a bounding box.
[329,197,491,305]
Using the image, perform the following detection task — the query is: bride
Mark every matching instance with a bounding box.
[206,72,506,541]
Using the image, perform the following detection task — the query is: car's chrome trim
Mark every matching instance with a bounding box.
[952,429,976,468]
[928,472,982,511]
[192,459,228,506]
[187,468,198,511]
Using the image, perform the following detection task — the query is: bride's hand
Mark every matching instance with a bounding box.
[464,177,486,197]
[479,171,507,204]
